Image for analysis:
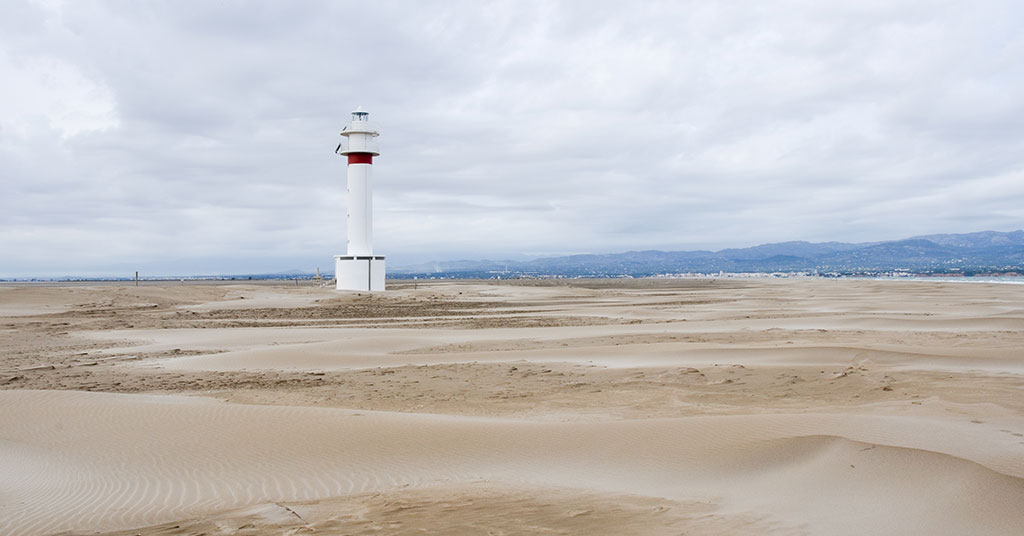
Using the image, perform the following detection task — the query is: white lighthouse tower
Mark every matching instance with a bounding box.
[334,107,385,291]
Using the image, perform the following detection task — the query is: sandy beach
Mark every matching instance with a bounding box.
[2,278,1023,535]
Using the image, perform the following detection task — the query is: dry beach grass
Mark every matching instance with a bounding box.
[1,278,1023,535]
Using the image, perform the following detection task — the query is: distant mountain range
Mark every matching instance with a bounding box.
[391,230,1024,278]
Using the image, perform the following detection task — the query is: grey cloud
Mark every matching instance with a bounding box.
[2,0,1023,276]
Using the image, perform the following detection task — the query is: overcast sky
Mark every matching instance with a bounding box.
[2,1,1023,277]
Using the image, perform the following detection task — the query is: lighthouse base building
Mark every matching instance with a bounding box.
[335,107,386,292]
[335,255,385,291]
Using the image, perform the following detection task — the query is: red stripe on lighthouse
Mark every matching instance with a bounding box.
[348,153,373,165]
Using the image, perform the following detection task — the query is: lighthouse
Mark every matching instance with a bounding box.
[334,107,385,291]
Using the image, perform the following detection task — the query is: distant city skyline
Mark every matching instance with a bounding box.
[2,1,1023,277]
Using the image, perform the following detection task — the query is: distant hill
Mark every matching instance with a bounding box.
[909,230,1024,248]
[391,230,1024,278]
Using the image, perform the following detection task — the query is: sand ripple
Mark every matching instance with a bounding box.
[2,390,1023,535]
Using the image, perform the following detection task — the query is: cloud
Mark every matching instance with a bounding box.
[1,0,1023,276]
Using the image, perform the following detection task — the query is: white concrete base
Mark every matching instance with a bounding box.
[335,255,386,291]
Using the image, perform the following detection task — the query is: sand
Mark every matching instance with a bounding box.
[1,279,1023,535]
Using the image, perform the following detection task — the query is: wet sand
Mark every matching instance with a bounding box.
[1,279,1023,535]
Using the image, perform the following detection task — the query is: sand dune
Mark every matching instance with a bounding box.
[2,389,1023,536]
[3,279,1024,534]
